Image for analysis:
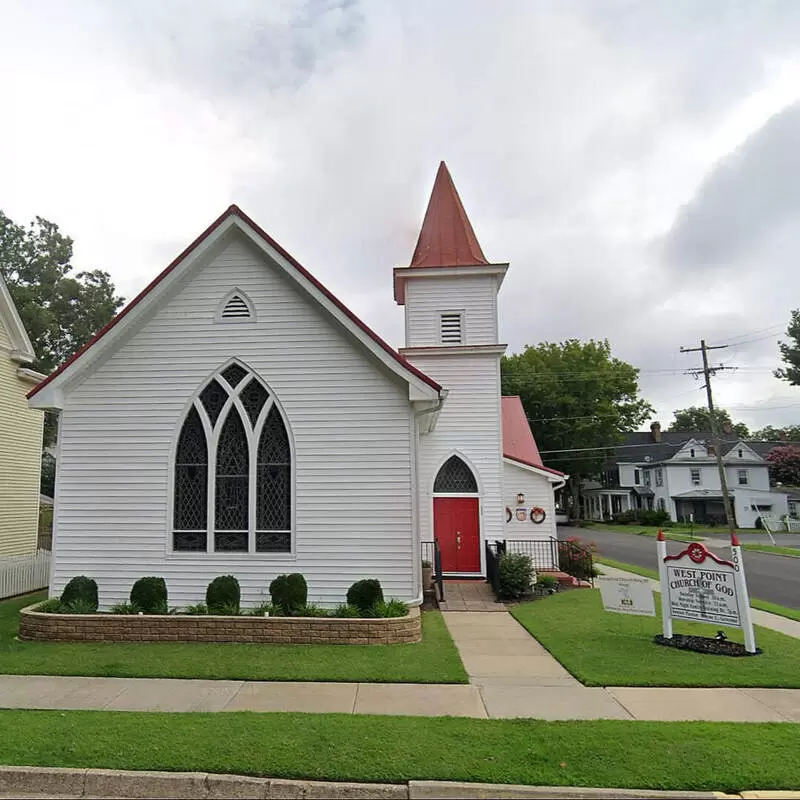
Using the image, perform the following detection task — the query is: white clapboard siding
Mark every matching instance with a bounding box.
[411,353,504,555]
[52,236,415,609]
[0,550,51,599]
[405,276,498,347]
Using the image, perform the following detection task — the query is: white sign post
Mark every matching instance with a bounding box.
[597,576,655,617]
[657,530,756,653]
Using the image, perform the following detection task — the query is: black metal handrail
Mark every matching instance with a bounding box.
[421,540,445,603]
[555,537,595,587]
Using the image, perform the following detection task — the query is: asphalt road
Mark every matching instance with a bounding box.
[568,526,800,610]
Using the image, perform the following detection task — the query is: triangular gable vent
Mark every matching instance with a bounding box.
[221,294,251,319]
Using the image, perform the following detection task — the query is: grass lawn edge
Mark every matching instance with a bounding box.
[0,710,797,792]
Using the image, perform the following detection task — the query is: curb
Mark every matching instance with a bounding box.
[0,765,774,799]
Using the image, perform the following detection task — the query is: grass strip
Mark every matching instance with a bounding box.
[1,593,467,684]
[0,710,797,792]
[511,590,800,687]
[596,557,800,622]
[741,543,800,558]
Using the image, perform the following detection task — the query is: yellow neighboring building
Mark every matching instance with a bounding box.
[0,272,45,556]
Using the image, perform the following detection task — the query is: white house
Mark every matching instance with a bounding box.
[29,162,565,609]
[583,421,793,528]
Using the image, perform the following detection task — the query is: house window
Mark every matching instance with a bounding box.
[643,470,651,487]
[439,312,463,344]
[690,448,695,458]
[737,469,749,486]
[634,469,641,485]
[434,455,478,493]
[658,498,666,512]
[738,449,743,458]
[173,363,292,553]
[655,468,663,487]
[690,468,702,485]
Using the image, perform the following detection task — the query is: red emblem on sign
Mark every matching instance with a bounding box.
[687,543,706,563]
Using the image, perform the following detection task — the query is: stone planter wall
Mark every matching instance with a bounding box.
[19,604,421,645]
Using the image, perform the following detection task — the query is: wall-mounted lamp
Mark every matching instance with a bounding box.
[516,493,525,505]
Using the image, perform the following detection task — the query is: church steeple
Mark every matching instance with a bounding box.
[410,162,489,268]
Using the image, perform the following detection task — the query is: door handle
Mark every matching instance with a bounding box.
[456,532,462,550]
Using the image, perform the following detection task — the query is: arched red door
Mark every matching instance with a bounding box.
[432,456,481,574]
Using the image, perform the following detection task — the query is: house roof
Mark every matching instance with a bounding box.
[610,431,786,465]
[29,205,442,403]
[0,270,35,363]
[501,396,565,477]
[410,161,489,268]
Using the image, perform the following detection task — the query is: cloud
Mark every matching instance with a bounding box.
[663,102,800,271]
[1,0,800,431]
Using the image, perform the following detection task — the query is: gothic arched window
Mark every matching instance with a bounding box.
[433,455,478,494]
[172,362,292,553]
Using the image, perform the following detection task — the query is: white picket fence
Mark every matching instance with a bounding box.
[0,549,51,600]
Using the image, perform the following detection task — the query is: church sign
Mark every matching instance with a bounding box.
[657,535,756,653]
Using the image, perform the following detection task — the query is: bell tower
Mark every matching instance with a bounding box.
[395,162,508,569]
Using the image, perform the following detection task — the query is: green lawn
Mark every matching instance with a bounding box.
[511,590,800,687]
[0,710,797,792]
[596,557,800,622]
[586,523,762,538]
[742,543,800,557]
[3,593,466,683]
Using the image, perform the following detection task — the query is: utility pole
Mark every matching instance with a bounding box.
[680,340,737,535]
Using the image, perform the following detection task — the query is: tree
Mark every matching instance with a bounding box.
[0,211,124,375]
[751,425,800,442]
[775,309,800,386]
[667,406,750,439]
[501,339,653,521]
[766,445,800,486]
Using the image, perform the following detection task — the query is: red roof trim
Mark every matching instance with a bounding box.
[503,453,566,477]
[29,205,441,399]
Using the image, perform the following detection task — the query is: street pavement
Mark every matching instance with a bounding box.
[569,526,800,610]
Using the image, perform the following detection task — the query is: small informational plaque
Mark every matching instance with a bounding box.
[597,576,655,617]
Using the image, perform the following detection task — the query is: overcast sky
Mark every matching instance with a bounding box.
[2,0,800,433]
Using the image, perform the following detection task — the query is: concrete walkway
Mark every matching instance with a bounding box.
[438,581,505,612]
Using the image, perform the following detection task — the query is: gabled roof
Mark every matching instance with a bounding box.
[410,161,489,268]
[611,431,781,465]
[29,205,441,405]
[0,270,35,363]
[501,396,565,477]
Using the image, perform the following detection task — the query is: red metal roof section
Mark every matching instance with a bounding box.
[29,205,441,399]
[501,396,565,477]
[410,161,489,268]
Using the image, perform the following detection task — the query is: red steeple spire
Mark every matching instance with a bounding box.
[410,162,489,268]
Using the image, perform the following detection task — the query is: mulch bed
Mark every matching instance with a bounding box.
[654,633,762,657]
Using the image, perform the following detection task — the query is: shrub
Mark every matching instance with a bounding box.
[295,603,329,617]
[210,601,241,616]
[37,598,65,613]
[183,603,208,615]
[269,573,308,615]
[640,509,670,526]
[498,553,535,599]
[611,509,638,525]
[60,576,98,612]
[130,577,168,614]
[247,602,277,617]
[110,602,139,615]
[332,604,361,618]
[346,579,384,614]
[374,599,409,618]
[65,598,98,614]
[206,575,240,614]
[536,574,559,594]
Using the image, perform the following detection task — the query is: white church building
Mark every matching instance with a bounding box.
[29,163,565,609]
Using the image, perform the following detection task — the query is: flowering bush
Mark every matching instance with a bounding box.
[766,445,800,486]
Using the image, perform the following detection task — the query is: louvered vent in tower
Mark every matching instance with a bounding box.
[221,294,251,320]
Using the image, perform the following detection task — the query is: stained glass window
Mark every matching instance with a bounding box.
[240,379,269,427]
[221,363,248,388]
[256,406,290,542]
[433,456,477,493]
[215,409,249,539]
[174,406,208,549]
[200,379,228,427]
